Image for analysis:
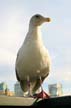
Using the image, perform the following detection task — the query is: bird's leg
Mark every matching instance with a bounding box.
[37,70,43,91]
[36,76,50,99]
[39,76,43,91]
[39,76,44,99]
[27,76,31,97]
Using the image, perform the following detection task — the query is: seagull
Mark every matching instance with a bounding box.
[15,14,51,98]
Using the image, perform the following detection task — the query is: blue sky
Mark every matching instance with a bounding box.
[0,0,71,95]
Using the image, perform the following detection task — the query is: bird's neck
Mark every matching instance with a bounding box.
[28,25,42,41]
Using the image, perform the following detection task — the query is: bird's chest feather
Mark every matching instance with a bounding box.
[17,41,50,78]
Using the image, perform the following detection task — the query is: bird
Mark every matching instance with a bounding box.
[15,14,51,97]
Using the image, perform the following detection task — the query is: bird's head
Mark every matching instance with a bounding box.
[29,14,51,27]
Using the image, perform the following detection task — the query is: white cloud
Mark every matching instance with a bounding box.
[43,66,71,85]
[0,48,16,66]
[0,48,17,86]
[0,8,29,66]
[53,70,71,82]
[0,72,16,82]
[0,11,27,53]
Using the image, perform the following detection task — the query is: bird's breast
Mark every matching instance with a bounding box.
[16,41,51,80]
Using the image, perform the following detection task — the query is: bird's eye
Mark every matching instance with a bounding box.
[35,15,39,18]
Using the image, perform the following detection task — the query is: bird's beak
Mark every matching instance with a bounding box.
[44,17,51,22]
